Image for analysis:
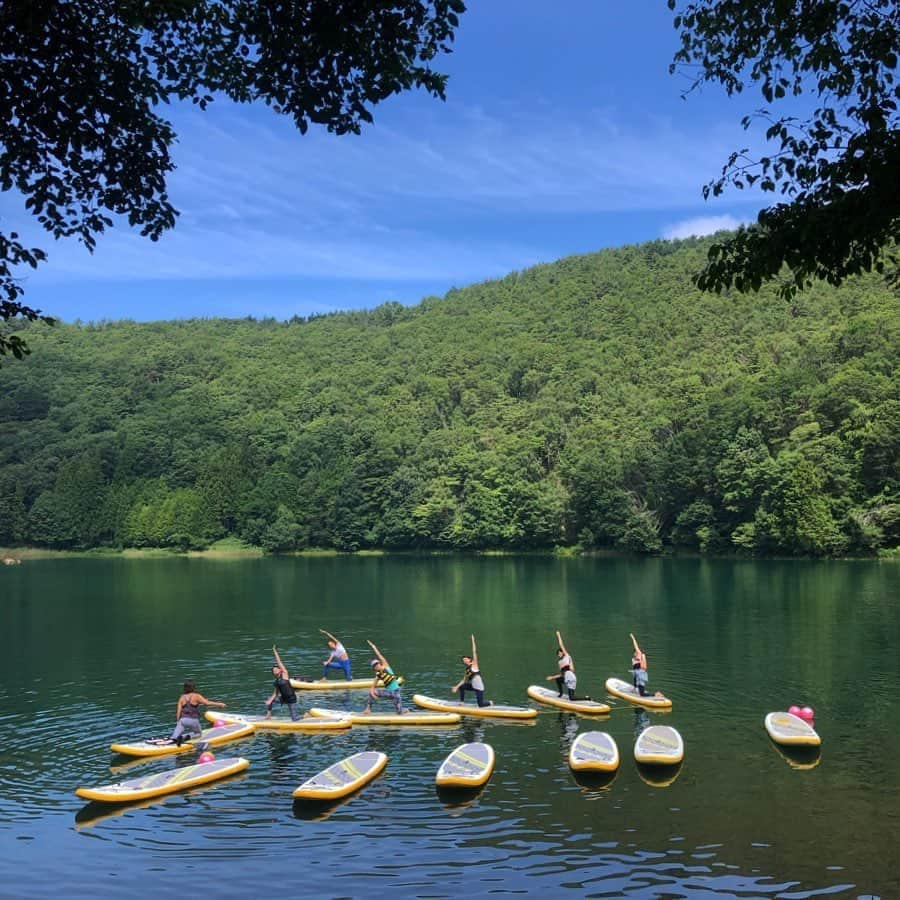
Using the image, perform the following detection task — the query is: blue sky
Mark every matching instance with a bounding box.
[6,2,771,324]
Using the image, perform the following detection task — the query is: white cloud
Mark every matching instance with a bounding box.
[662,214,746,240]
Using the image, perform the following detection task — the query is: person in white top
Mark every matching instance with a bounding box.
[319,628,353,681]
[545,629,590,701]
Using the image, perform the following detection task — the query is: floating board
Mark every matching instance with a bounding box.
[290,677,404,691]
[292,751,388,800]
[436,742,495,788]
[605,677,672,709]
[765,712,821,747]
[308,706,460,726]
[110,722,254,757]
[203,710,351,731]
[76,756,250,803]
[413,694,537,720]
[527,685,611,715]
[634,726,684,765]
[569,731,620,772]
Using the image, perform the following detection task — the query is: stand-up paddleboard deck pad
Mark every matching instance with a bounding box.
[569,731,619,772]
[436,742,495,788]
[413,694,537,719]
[76,757,250,803]
[634,726,684,765]
[290,677,404,691]
[110,722,254,757]
[293,751,388,800]
[204,710,351,731]
[605,677,672,709]
[308,706,460,725]
[765,712,821,746]
[527,685,611,714]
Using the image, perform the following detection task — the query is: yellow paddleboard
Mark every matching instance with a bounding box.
[634,725,684,765]
[110,722,254,757]
[290,677,404,691]
[436,742,495,788]
[605,677,672,709]
[308,706,460,725]
[413,694,537,719]
[569,731,619,772]
[76,756,250,803]
[293,751,388,800]
[527,685,611,715]
[203,710,351,731]
[765,712,821,747]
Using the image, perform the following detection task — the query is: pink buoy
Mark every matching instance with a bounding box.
[799,706,815,721]
[213,719,226,728]
[788,705,801,717]
[197,751,215,764]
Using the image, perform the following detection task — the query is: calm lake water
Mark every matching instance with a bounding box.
[1,556,897,898]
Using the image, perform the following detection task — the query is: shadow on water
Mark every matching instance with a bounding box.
[636,761,683,788]
[435,783,488,812]
[769,738,822,770]
[572,769,618,794]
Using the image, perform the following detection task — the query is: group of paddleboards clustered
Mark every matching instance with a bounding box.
[75,628,822,806]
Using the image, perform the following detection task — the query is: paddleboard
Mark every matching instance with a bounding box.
[605,677,672,709]
[290,677,404,691]
[203,710,351,731]
[110,722,254,757]
[569,731,620,772]
[308,706,460,725]
[527,685,611,715]
[413,694,537,720]
[436,742,495,788]
[293,751,388,800]
[634,725,684,765]
[765,712,821,747]
[76,756,250,803]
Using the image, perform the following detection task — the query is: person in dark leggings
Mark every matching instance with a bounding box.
[265,644,300,721]
[451,634,493,707]
[170,679,226,746]
[545,630,592,701]
[363,640,405,714]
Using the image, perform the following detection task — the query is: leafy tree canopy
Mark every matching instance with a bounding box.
[670,0,900,297]
[0,0,465,358]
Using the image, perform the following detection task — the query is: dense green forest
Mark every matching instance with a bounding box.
[1,237,898,556]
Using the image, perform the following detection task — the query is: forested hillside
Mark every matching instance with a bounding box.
[1,237,898,556]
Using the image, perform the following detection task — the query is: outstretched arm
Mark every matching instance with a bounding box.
[367,639,389,668]
[272,644,289,679]
[194,692,226,709]
[471,634,479,667]
[630,632,641,653]
[320,628,338,643]
[556,630,568,656]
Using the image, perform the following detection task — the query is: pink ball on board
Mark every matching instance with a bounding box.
[197,751,215,764]
[213,720,226,728]
[799,706,815,721]
[788,705,801,717]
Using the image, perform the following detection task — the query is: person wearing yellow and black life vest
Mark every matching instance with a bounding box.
[265,644,300,721]
[545,629,592,702]
[451,634,493,707]
[363,639,405,714]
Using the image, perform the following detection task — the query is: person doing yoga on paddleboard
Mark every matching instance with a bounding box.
[546,630,592,702]
[451,634,494,707]
[170,679,226,746]
[363,640,405,714]
[630,632,650,696]
[319,628,353,681]
[265,644,300,721]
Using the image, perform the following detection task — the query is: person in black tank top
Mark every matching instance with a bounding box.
[265,645,300,721]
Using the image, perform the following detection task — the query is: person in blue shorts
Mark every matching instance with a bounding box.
[319,628,353,681]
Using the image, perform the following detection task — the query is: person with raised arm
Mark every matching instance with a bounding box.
[545,629,590,701]
[170,679,226,746]
[265,644,300,721]
[319,628,353,681]
[363,639,405,715]
[630,632,649,697]
[451,634,493,707]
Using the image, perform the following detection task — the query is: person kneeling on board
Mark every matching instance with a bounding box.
[630,632,650,697]
[546,630,592,702]
[363,640,405,715]
[319,628,353,681]
[171,679,226,745]
[451,634,494,707]
[265,644,300,721]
